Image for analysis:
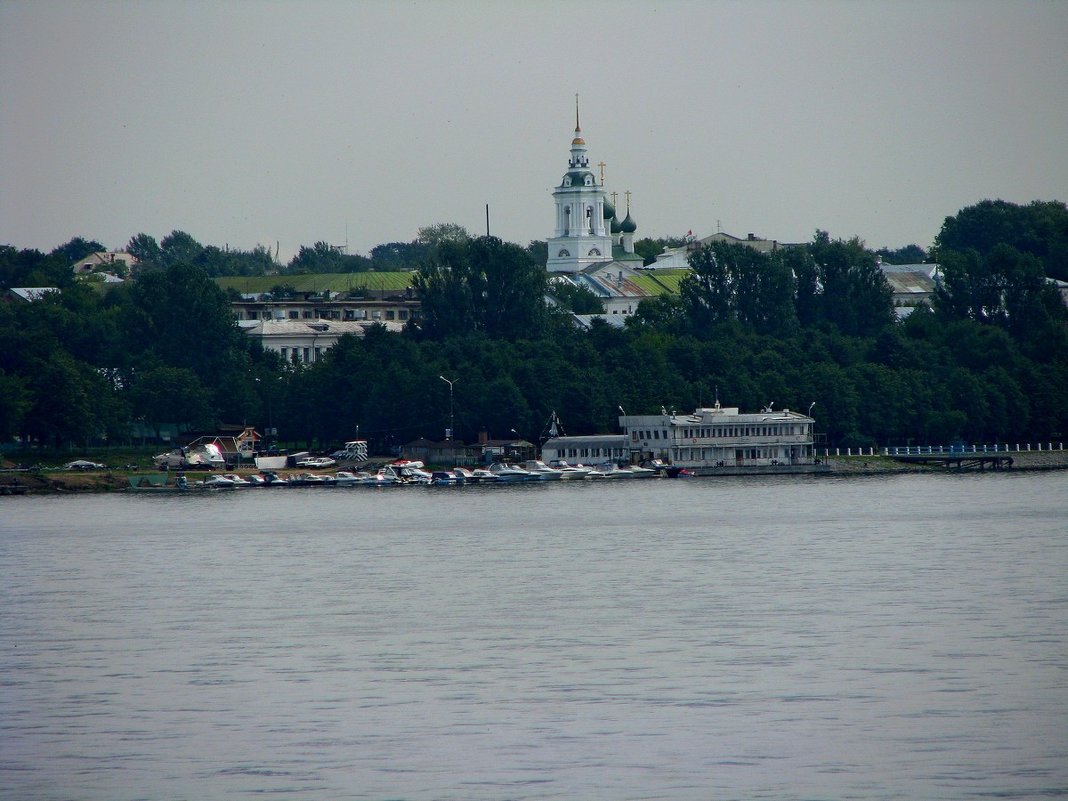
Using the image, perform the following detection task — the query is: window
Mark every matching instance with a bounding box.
[314,347,322,360]
[386,310,395,320]
[279,347,287,360]
[558,249,571,258]
[588,248,601,256]
[288,311,299,319]
[399,310,408,320]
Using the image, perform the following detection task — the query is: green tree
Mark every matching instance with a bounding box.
[126,233,162,266]
[0,369,30,441]
[21,353,99,448]
[807,231,894,336]
[370,240,430,271]
[547,279,603,313]
[160,230,204,266]
[935,199,1068,281]
[875,244,927,264]
[679,242,797,335]
[50,237,105,264]
[127,366,216,439]
[417,223,471,247]
[413,236,546,340]
[285,242,371,274]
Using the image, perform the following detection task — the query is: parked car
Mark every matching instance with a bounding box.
[295,456,337,469]
[64,460,106,471]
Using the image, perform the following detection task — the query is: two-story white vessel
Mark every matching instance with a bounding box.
[542,402,828,476]
[618,402,825,475]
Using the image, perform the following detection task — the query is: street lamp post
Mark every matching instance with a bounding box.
[439,375,457,440]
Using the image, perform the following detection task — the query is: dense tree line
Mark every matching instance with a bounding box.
[1,199,1065,454]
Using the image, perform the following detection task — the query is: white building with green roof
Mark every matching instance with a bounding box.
[546,100,643,274]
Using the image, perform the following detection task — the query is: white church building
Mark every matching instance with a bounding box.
[546,102,644,276]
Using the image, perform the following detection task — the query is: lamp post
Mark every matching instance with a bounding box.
[439,375,457,440]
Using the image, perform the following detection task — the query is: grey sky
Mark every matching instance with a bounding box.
[2,0,1066,262]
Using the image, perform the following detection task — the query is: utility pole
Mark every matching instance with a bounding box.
[439,375,457,440]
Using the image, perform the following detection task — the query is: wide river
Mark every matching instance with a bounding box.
[1,471,1066,800]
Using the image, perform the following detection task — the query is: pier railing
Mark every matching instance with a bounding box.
[821,443,1065,457]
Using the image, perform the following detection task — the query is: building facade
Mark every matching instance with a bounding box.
[239,318,404,365]
[542,402,822,474]
[620,403,817,471]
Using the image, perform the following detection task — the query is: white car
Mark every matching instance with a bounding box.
[295,456,336,469]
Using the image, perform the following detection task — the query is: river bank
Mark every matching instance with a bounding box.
[3,451,1067,495]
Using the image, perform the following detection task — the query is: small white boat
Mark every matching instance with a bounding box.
[590,462,634,478]
[451,467,479,483]
[202,474,238,489]
[220,473,251,486]
[385,460,433,484]
[333,470,364,486]
[469,468,501,482]
[522,460,566,480]
[547,460,592,479]
[287,472,331,486]
[626,464,659,478]
[488,462,536,482]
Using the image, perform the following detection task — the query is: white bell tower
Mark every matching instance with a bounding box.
[546,97,613,274]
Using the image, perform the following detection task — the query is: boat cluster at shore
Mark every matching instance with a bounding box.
[136,458,692,491]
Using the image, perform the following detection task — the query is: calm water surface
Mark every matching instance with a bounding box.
[1,472,1066,800]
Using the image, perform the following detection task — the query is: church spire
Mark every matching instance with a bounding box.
[571,93,585,149]
[547,98,612,274]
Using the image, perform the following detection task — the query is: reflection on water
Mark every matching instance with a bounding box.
[2,472,1066,799]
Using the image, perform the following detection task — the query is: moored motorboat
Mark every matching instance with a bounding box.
[201,474,238,488]
[590,461,634,478]
[546,459,592,479]
[488,462,535,482]
[333,470,364,486]
[522,460,566,480]
[287,472,332,486]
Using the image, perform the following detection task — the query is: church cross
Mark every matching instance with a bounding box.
[597,161,606,185]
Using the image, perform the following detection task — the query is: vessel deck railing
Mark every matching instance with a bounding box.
[883,443,1064,456]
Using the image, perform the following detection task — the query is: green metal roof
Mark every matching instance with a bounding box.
[627,270,689,295]
[216,272,415,295]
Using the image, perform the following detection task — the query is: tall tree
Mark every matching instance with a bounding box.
[126,233,162,266]
[50,237,105,264]
[807,231,894,336]
[935,199,1068,281]
[413,236,546,340]
[679,241,797,335]
[160,230,204,266]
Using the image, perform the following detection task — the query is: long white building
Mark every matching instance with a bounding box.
[620,403,818,472]
[542,402,826,475]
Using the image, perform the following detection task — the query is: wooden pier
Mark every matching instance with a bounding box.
[888,453,1014,470]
